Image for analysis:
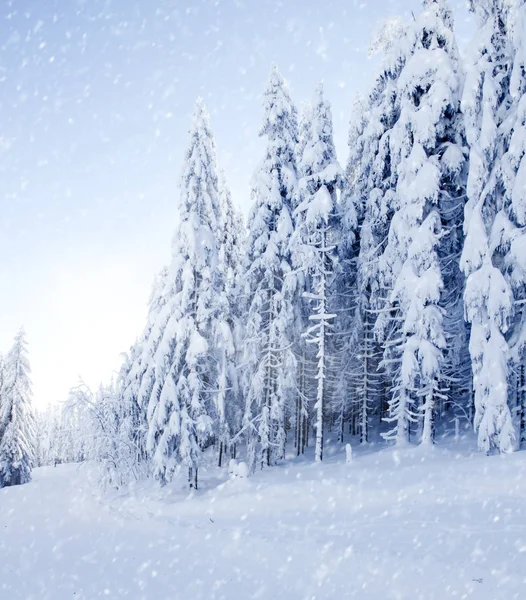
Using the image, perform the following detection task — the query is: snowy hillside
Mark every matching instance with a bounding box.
[1,439,525,600]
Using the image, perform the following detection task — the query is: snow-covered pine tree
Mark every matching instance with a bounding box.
[345,17,410,444]
[460,0,516,453]
[291,101,314,457]
[379,0,465,445]
[216,171,245,466]
[113,266,171,481]
[292,83,343,462]
[146,99,223,488]
[131,267,170,422]
[242,66,299,471]
[424,0,471,441]
[342,93,384,445]
[495,0,526,446]
[0,329,35,487]
[115,344,150,479]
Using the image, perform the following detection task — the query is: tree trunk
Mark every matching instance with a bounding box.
[361,307,369,444]
[396,388,410,445]
[218,441,223,468]
[189,466,198,490]
[421,387,435,445]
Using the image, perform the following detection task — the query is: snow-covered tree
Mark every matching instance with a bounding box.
[216,171,246,466]
[242,66,299,471]
[112,267,171,481]
[292,83,343,461]
[460,0,517,453]
[291,101,315,456]
[34,404,62,467]
[63,379,140,488]
[345,16,414,445]
[146,99,224,488]
[488,0,526,446]
[341,93,384,445]
[379,0,465,445]
[0,329,35,487]
[117,345,148,467]
[130,268,170,425]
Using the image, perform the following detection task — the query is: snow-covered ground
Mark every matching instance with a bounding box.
[1,438,526,599]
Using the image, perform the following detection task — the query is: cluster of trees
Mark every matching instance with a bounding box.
[40,0,526,490]
[0,329,35,487]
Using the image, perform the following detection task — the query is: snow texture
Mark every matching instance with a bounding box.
[1,438,525,599]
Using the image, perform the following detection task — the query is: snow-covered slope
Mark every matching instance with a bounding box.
[1,441,525,599]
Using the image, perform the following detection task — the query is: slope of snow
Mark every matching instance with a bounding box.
[1,439,525,599]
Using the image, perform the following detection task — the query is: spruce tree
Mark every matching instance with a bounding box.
[343,93,385,445]
[292,83,343,461]
[116,267,170,477]
[495,0,526,446]
[146,99,224,487]
[460,0,516,453]
[345,16,410,444]
[0,329,35,487]
[291,101,314,456]
[379,0,466,445]
[216,171,245,466]
[242,66,299,471]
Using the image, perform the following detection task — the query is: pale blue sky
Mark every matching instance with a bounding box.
[0,0,474,406]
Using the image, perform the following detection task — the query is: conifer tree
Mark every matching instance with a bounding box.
[146,99,224,487]
[116,344,150,478]
[292,83,343,461]
[461,0,516,453]
[242,66,299,471]
[0,329,35,487]
[116,267,170,477]
[291,101,314,456]
[216,171,245,466]
[501,0,526,446]
[343,93,385,445]
[133,267,170,416]
[380,0,466,445]
[347,16,410,444]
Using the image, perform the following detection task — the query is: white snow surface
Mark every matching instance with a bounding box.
[1,438,526,599]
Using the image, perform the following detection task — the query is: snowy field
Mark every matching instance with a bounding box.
[1,439,526,600]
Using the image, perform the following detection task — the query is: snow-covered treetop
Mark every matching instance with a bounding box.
[296,83,343,226]
[178,98,221,247]
[174,98,221,272]
[297,101,313,173]
[467,0,515,25]
[219,169,245,281]
[260,64,298,148]
[247,66,298,265]
[0,328,34,454]
[368,16,407,58]
[341,93,366,238]
[291,83,343,288]
[3,328,32,395]
[394,0,463,161]
[422,0,455,28]
[299,83,342,183]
